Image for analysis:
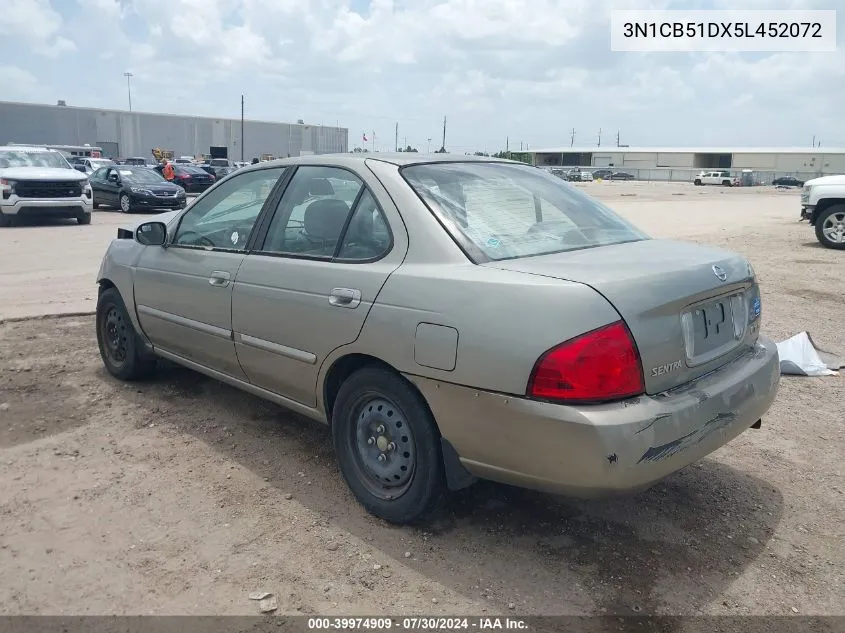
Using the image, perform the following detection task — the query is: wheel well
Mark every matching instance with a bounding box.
[814,198,845,218]
[98,279,116,295]
[323,353,396,421]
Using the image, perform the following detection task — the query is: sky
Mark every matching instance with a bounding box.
[0,0,842,154]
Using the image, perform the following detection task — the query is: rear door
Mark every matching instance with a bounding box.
[231,164,407,407]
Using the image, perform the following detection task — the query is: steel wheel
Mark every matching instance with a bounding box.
[101,305,129,367]
[120,194,131,213]
[821,210,845,244]
[348,394,416,499]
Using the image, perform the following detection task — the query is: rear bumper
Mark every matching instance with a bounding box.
[408,336,780,497]
[2,197,92,217]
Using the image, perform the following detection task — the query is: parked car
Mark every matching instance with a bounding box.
[78,157,115,174]
[90,165,187,213]
[800,175,845,249]
[609,171,635,181]
[592,169,614,180]
[579,170,594,182]
[772,176,804,187]
[173,156,194,165]
[694,170,736,186]
[153,164,216,193]
[566,169,583,182]
[0,145,93,226]
[95,154,779,524]
[124,157,155,167]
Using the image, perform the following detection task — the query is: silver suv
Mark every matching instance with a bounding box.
[0,146,94,227]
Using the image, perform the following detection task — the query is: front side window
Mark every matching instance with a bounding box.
[173,167,285,250]
[260,166,364,258]
[401,162,649,262]
[117,168,167,185]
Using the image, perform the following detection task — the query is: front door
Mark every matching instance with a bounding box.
[232,165,406,406]
[133,166,287,379]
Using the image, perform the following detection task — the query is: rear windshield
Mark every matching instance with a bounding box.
[401,162,649,262]
[181,166,208,174]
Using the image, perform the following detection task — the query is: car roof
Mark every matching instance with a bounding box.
[234,152,522,176]
[0,145,56,153]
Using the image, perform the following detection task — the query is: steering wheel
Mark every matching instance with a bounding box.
[177,231,215,248]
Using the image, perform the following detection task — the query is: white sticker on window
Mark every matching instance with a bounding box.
[120,170,133,176]
[231,231,239,245]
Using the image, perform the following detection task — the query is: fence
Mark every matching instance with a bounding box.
[542,166,834,185]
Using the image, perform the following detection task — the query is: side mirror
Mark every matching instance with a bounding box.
[74,165,86,173]
[135,221,168,246]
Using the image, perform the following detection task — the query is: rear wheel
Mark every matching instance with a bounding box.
[693,179,702,186]
[814,205,845,250]
[722,180,733,187]
[96,287,157,380]
[119,193,132,213]
[77,212,91,225]
[331,366,443,524]
[0,212,12,227]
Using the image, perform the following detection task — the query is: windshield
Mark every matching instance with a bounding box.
[90,159,114,168]
[0,150,70,170]
[401,162,649,262]
[118,168,166,184]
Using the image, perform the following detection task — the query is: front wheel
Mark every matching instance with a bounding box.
[814,205,845,250]
[96,287,157,380]
[722,180,733,187]
[119,193,132,213]
[77,212,91,225]
[332,366,444,524]
[0,212,12,227]
[693,179,702,186]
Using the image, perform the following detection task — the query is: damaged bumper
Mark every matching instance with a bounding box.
[408,336,780,498]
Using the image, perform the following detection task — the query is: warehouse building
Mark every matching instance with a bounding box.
[526,146,845,181]
[0,100,348,162]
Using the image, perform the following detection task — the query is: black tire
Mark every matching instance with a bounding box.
[722,180,733,187]
[331,366,443,524]
[77,212,91,225]
[0,212,11,227]
[93,201,100,209]
[96,287,157,380]
[119,193,132,213]
[693,179,701,186]
[814,205,845,250]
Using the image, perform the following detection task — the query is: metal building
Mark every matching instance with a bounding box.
[0,100,348,161]
[525,146,845,182]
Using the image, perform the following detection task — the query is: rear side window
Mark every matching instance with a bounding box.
[401,162,649,262]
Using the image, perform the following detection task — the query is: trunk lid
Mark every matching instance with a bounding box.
[483,239,762,395]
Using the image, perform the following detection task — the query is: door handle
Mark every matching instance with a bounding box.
[329,287,361,308]
[208,270,231,287]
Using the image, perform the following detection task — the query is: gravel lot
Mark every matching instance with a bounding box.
[0,182,842,617]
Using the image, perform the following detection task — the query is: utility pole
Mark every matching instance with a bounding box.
[240,95,245,162]
[812,135,816,147]
[123,72,133,111]
[441,115,447,152]
[372,130,375,153]
[570,128,575,147]
[597,128,602,147]
[616,130,620,147]
[427,138,431,153]
[506,136,509,153]
[395,122,398,152]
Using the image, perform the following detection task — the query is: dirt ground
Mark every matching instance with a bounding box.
[0,183,842,617]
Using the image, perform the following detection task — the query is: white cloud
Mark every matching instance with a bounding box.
[0,0,842,151]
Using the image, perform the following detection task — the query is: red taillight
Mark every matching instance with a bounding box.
[527,321,644,404]
[178,174,191,180]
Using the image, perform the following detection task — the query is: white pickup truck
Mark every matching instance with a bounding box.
[693,170,737,186]
[800,174,845,250]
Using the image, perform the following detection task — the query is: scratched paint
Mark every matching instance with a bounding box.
[637,412,737,464]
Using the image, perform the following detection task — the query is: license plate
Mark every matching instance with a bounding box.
[681,294,745,364]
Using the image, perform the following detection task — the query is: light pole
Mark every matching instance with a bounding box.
[123,72,133,111]
[427,138,432,153]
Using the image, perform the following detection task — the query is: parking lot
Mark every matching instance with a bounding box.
[0,182,842,616]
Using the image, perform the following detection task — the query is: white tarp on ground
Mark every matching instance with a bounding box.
[776,332,844,377]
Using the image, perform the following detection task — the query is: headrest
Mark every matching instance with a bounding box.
[308,178,335,196]
[303,199,349,241]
